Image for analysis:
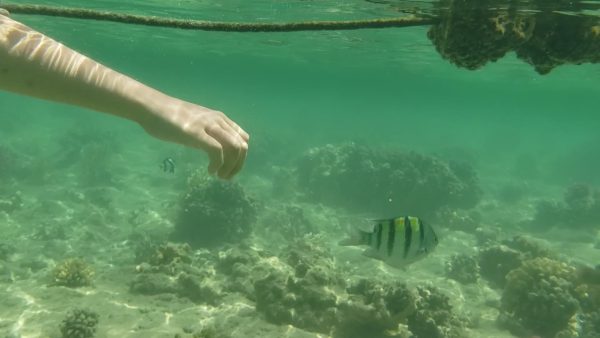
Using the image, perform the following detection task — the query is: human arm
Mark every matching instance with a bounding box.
[0,13,249,179]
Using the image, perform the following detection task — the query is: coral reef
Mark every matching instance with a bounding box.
[130,242,221,305]
[258,203,316,242]
[578,311,600,338]
[502,235,553,260]
[531,183,600,231]
[215,244,269,298]
[407,286,468,338]
[51,258,94,287]
[445,254,480,284]
[478,245,523,288]
[172,171,257,248]
[500,257,579,338]
[250,236,467,338]
[295,143,481,218]
[254,236,343,334]
[427,0,600,74]
[59,308,99,338]
[334,279,416,338]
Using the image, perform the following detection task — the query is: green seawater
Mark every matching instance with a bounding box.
[1,1,600,337]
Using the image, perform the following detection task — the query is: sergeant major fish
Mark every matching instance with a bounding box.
[340,216,438,269]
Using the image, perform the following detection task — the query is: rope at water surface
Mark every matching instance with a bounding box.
[0,3,438,32]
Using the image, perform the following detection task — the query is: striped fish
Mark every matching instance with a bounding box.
[340,216,438,269]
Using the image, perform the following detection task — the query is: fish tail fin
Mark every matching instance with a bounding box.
[339,229,372,246]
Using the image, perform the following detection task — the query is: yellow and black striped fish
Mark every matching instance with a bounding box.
[340,216,438,269]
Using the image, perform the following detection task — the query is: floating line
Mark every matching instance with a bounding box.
[0,3,438,32]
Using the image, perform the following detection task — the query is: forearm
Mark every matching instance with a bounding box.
[0,14,249,179]
[0,14,168,124]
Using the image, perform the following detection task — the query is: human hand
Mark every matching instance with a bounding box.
[0,9,9,16]
[139,98,249,179]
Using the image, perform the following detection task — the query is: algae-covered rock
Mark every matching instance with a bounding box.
[172,171,257,248]
[52,258,94,287]
[296,143,481,217]
[500,257,579,338]
[59,308,99,338]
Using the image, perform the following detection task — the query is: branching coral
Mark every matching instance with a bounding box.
[501,257,579,337]
[52,258,94,287]
[172,171,257,248]
[295,143,481,218]
[59,308,99,338]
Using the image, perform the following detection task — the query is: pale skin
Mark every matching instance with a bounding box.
[0,12,249,179]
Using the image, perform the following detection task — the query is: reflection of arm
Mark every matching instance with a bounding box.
[0,13,166,124]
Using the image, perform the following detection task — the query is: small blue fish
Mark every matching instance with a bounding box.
[162,157,175,174]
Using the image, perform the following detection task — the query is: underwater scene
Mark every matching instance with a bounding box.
[1,0,600,337]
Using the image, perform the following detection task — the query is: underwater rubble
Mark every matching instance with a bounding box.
[295,142,482,218]
[427,0,600,74]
